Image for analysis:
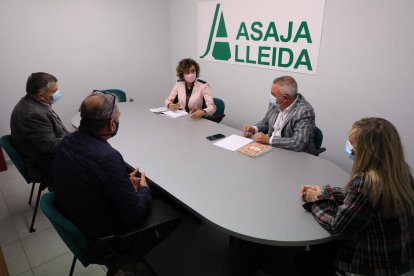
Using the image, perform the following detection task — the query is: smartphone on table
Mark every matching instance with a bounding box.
[206,134,225,141]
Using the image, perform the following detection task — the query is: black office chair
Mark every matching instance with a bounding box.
[101,89,127,102]
[40,192,183,276]
[205,97,226,123]
[314,126,326,156]
[0,135,45,232]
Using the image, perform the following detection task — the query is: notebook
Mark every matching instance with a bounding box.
[238,142,272,157]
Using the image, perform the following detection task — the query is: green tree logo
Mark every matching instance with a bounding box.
[200,3,231,61]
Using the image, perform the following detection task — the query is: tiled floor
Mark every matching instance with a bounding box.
[0,163,234,276]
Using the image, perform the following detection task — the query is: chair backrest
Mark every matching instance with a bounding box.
[206,97,226,123]
[213,98,225,116]
[102,89,127,102]
[314,126,323,149]
[40,192,90,266]
[314,126,326,156]
[0,135,31,183]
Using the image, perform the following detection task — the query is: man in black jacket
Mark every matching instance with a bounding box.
[54,91,152,238]
[54,91,178,271]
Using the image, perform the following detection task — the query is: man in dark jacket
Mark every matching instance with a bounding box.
[54,91,152,238]
[10,72,68,189]
[54,91,178,271]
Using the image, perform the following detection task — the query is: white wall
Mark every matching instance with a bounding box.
[169,0,414,172]
[1,0,413,173]
[0,0,171,135]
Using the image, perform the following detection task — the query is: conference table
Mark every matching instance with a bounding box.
[71,102,349,247]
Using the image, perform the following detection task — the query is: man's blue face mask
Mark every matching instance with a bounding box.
[270,95,276,106]
[270,95,280,111]
[52,89,62,104]
[345,140,355,160]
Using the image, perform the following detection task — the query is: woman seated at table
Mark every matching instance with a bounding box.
[165,58,216,119]
[301,117,414,276]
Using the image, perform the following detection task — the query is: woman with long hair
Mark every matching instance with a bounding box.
[301,117,414,275]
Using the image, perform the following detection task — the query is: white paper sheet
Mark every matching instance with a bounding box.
[149,107,169,113]
[163,110,188,118]
[213,134,253,151]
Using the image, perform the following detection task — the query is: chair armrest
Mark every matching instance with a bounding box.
[97,234,116,242]
[94,199,182,261]
[205,114,225,123]
[116,199,183,240]
[314,147,326,156]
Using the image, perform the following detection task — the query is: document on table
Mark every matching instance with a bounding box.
[149,107,169,113]
[213,134,253,151]
[163,110,188,118]
[149,107,188,118]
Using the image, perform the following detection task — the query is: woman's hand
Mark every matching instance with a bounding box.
[167,102,181,111]
[300,185,323,202]
[190,108,205,119]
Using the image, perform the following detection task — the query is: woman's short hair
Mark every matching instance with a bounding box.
[176,58,200,79]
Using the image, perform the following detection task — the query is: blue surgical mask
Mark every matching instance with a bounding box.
[345,140,355,160]
[270,95,277,106]
[270,95,280,110]
[52,89,62,103]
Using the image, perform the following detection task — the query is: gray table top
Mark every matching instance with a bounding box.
[72,102,349,246]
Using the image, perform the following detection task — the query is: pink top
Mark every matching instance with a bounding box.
[164,79,217,116]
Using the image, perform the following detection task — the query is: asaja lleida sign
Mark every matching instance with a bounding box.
[198,0,326,75]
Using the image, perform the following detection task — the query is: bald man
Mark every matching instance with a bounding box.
[53,91,177,271]
[54,91,152,237]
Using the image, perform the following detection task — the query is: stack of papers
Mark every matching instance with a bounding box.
[149,107,188,118]
[149,107,169,113]
[163,110,188,118]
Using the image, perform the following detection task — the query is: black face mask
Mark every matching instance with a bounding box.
[100,120,120,138]
[111,121,120,137]
[79,119,119,138]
